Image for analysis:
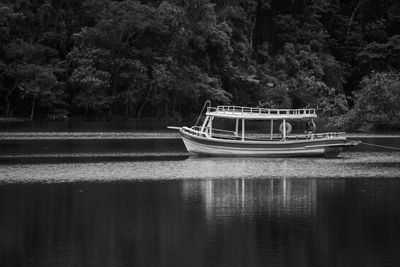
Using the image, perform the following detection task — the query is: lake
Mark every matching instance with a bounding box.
[1,148,400,266]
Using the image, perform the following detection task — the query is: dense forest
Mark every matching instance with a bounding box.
[1,0,400,128]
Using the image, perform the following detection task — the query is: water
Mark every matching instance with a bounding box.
[1,152,400,266]
[1,152,400,182]
[0,133,399,165]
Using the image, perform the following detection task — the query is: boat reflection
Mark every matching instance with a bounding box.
[1,177,400,267]
[182,178,317,221]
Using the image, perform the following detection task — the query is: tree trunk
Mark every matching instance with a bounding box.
[5,84,17,118]
[248,0,261,53]
[85,103,89,118]
[137,84,152,119]
[129,100,133,117]
[6,99,10,118]
[30,95,36,120]
[110,63,120,116]
[249,11,257,51]
[164,100,169,119]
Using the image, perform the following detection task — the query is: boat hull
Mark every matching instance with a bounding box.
[180,129,353,158]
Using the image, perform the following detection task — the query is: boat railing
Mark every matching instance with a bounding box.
[191,126,237,136]
[210,128,236,136]
[208,106,316,116]
[311,132,346,139]
[182,126,206,137]
[191,126,202,131]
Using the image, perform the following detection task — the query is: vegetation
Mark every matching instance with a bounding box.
[1,0,400,127]
[354,71,400,121]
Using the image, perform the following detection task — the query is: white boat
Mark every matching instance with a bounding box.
[169,102,360,158]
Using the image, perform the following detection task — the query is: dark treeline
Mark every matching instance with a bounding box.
[1,0,400,127]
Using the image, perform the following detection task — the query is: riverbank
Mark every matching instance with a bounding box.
[0,131,399,140]
[0,118,26,122]
[1,118,400,134]
[0,131,181,140]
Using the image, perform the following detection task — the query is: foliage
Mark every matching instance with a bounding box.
[0,0,399,123]
[353,71,400,121]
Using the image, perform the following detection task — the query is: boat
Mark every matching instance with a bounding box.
[169,101,360,157]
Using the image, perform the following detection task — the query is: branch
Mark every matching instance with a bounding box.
[346,1,361,42]
[5,83,17,99]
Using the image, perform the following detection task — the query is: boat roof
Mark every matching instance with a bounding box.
[206,106,317,120]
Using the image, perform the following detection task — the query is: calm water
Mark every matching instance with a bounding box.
[1,152,400,267]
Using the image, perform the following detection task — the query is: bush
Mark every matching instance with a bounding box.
[353,71,400,121]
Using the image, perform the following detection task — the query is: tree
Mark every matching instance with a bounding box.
[68,47,111,117]
[353,71,400,121]
[8,64,61,119]
[1,0,400,122]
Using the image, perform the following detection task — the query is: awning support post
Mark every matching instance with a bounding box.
[200,116,209,133]
[235,119,239,137]
[270,119,273,140]
[209,117,213,138]
[242,119,245,141]
[282,119,286,139]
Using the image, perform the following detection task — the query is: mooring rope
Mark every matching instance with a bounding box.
[357,141,400,150]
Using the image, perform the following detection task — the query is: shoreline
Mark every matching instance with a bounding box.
[0,131,399,140]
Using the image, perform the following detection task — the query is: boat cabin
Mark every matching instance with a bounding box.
[193,105,335,141]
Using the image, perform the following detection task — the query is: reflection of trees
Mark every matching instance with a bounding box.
[1,179,400,267]
[182,178,317,221]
